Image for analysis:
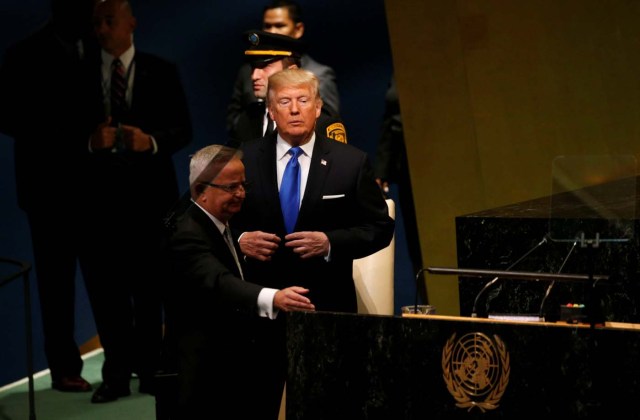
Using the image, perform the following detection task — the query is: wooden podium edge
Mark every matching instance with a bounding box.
[400,313,596,328]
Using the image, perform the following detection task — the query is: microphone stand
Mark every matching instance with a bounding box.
[538,238,578,320]
[580,232,605,328]
[471,235,548,318]
[413,267,429,313]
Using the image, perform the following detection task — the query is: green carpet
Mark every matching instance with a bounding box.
[0,349,156,420]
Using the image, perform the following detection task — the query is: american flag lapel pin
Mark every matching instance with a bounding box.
[321,159,327,166]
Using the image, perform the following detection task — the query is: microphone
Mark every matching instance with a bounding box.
[537,237,579,320]
[471,235,548,318]
[413,267,429,313]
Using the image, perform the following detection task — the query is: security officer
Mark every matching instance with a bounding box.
[227,29,347,146]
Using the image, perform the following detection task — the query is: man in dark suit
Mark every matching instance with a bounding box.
[227,0,341,134]
[80,0,192,403]
[233,68,395,418]
[0,0,97,393]
[374,76,426,301]
[160,144,314,419]
[227,30,347,146]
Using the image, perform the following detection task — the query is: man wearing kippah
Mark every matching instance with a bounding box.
[227,29,347,146]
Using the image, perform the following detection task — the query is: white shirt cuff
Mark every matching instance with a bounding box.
[257,288,279,320]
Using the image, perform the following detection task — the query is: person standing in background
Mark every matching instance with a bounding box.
[374,76,427,302]
[227,29,347,146]
[0,0,98,393]
[233,68,395,418]
[226,0,343,140]
[81,0,192,403]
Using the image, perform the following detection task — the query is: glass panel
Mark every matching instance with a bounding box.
[549,155,637,244]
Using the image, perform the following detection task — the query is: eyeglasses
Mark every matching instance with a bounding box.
[200,181,250,194]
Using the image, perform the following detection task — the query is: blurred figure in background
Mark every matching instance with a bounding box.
[0,0,98,393]
[227,29,347,146]
[81,0,192,403]
[227,0,344,143]
[374,76,426,301]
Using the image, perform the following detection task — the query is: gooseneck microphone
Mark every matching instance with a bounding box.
[413,267,429,313]
[537,237,578,320]
[471,235,548,318]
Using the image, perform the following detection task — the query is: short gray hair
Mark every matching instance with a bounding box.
[189,145,242,198]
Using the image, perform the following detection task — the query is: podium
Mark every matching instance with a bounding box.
[456,173,640,323]
[286,311,640,419]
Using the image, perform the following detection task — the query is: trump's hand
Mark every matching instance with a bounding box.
[239,231,281,261]
[284,231,329,259]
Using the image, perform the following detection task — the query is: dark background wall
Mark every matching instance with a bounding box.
[0,0,413,387]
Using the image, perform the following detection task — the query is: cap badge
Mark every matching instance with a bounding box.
[248,32,260,46]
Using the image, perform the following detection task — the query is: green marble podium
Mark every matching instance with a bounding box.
[286,311,640,419]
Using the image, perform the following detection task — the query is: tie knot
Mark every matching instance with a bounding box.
[112,58,125,75]
[289,147,302,159]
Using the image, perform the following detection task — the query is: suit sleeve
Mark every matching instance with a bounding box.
[316,65,340,116]
[325,151,395,259]
[226,64,252,135]
[167,228,263,310]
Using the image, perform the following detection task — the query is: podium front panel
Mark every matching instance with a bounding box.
[286,311,640,419]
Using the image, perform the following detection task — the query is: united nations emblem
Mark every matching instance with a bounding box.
[326,123,347,143]
[442,332,510,412]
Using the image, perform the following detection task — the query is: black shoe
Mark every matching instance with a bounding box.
[52,376,93,392]
[91,382,131,403]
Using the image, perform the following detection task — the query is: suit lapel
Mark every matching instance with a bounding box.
[298,138,331,223]
[189,206,243,278]
[257,135,286,229]
[128,53,144,117]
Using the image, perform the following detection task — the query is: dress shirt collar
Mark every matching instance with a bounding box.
[101,44,135,70]
[276,133,315,162]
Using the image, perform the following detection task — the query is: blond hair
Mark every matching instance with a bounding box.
[267,68,322,105]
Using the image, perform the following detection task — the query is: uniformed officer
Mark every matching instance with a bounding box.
[227,29,347,146]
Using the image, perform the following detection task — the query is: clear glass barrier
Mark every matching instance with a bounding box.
[549,155,637,244]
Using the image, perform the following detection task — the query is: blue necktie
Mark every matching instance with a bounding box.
[280,147,303,233]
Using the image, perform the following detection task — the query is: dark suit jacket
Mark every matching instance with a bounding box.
[82,50,192,223]
[0,23,98,212]
[162,203,275,418]
[234,133,395,313]
[164,204,263,330]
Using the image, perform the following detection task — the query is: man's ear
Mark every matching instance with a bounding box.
[293,22,304,39]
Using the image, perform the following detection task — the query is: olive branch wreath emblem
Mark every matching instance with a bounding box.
[442,332,510,412]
